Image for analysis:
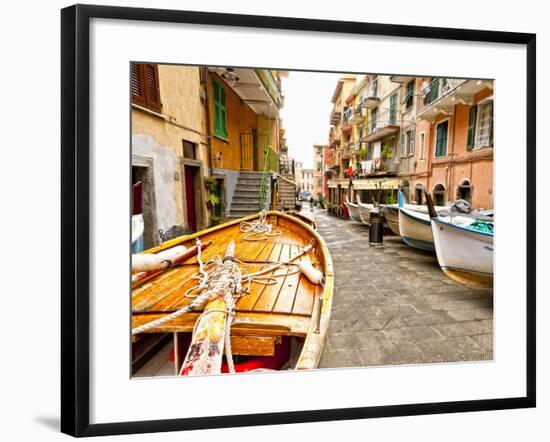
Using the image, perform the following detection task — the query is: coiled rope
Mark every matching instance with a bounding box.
[239,210,281,241]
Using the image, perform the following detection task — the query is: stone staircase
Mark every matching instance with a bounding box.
[277,174,297,211]
[228,171,264,220]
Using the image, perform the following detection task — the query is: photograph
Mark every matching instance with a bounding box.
[130,65,494,377]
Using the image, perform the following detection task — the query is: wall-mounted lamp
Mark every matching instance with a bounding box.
[221,68,239,87]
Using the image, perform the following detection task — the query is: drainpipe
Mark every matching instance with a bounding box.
[202,67,214,176]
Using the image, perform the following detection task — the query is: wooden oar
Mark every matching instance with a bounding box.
[179,241,236,376]
[423,190,438,219]
[131,241,211,289]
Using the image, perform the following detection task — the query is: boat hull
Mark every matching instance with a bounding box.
[381,205,400,236]
[431,217,493,288]
[398,208,435,251]
[357,202,374,225]
[345,201,362,222]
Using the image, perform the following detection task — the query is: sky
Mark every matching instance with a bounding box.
[280,71,344,169]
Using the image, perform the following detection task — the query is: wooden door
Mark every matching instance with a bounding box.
[184,166,197,231]
[240,132,254,171]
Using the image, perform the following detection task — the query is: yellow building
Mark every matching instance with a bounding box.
[131,64,209,248]
[205,68,290,218]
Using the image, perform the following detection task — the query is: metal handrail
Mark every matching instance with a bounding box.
[258,144,271,211]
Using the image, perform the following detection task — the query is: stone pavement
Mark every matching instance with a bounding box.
[311,206,493,368]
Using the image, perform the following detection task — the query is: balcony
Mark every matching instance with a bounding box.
[390,74,413,83]
[361,110,400,143]
[361,157,400,176]
[351,106,365,123]
[417,78,493,121]
[212,67,284,116]
[341,141,352,159]
[330,109,342,125]
[255,69,284,109]
[359,95,380,109]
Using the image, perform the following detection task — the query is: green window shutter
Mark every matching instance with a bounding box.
[429,78,439,103]
[213,103,220,136]
[390,94,397,124]
[467,105,477,151]
[436,121,448,157]
[220,87,227,137]
[212,81,219,136]
[212,80,227,138]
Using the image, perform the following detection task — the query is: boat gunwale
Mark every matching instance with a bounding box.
[399,207,431,226]
[432,216,494,238]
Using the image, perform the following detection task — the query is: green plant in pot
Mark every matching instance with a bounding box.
[206,192,220,211]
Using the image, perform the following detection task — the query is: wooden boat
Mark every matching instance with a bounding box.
[356,195,374,225]
[431,216,494,288]
[131,211,333,376]
[285,209,317,229]
[344,196,362,222]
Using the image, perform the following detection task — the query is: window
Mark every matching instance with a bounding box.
[476,101,493,148]
[400,132,406,157]
[457,180,472,203]
[371,75,378,97]
[371,108,377,131]
[441,78,452,94]
[367,143,374,160]
[131,63,162,112]
[212,80,227,139]
[407,129,415,156]
[415,184,425,205]
[435,120,449,157]
[433,184,446,206]
[389,94,397,124]
[419,132,425,160]
[425,78,440,105]
[404,80,414,109]
[357,125,364,140]
[467,105,477,151]
[182,140,196,159]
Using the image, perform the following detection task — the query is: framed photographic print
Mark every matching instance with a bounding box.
[61,4,536,437]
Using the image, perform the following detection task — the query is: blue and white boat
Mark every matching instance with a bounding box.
[431,216,493,288]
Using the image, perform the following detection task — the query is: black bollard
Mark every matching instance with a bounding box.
[369,207,383,246]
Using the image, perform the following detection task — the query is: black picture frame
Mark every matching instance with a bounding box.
[61,4,536,437]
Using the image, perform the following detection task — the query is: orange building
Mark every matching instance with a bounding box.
[410,78,494,209]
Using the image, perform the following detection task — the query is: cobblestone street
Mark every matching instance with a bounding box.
[313,206,494,368]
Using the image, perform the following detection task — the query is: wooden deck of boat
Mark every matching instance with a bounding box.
[132,214,324,337]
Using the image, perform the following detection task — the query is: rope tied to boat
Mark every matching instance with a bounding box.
[239,210,281,241]
[132,237,319,374]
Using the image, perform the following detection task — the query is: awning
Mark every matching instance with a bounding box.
[352,178,400,190]
[328,178,350,189]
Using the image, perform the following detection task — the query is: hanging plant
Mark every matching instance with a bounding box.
[203,176,217,193]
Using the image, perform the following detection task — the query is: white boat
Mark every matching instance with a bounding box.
[345,196,362,222]
[431,216,494,288]
[356,195,374,225]
[398,207,435,251]
[380,205,400,235]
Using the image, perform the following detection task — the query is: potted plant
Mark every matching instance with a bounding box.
[206,192,220,211]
